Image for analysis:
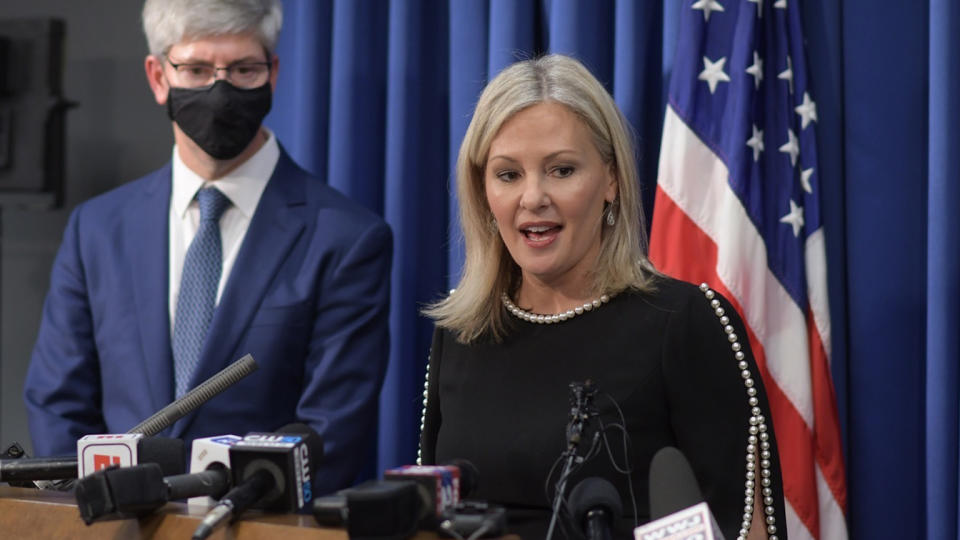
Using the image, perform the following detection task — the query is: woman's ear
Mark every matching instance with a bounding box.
[605,163,619,203]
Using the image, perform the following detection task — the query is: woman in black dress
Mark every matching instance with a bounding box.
[420,54,785,540]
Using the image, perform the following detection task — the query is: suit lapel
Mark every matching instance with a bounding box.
[127,165,175,422]
[171,151,307,437]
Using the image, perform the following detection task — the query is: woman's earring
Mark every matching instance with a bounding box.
[490,217,499,232]
[605,204,616,226]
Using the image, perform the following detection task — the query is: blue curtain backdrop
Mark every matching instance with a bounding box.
[264,1,958,538]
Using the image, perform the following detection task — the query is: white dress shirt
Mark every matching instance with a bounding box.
[168,131,280,331]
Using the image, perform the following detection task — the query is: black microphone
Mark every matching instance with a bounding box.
[447,458,479,498]
[74,462,231,524]
[0,436,184,487]
[568,477,623,540]
[313,459,484,539]
[638,446,724,540]
[383,458,479,521]
[313,479,427,539]
[127,353,258,436]
[191,424,322,540]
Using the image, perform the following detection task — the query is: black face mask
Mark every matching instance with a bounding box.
[166,80,272,160]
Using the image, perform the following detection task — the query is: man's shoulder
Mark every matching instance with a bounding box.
[75,163,170,216]
[274,152,388,235]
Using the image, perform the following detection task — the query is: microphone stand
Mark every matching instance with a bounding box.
[546,380,597,540]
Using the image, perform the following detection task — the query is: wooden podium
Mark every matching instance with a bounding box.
[0,486,444,539]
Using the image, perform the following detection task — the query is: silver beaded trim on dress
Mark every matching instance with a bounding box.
[417,351,430,466]
[698,282,778,540]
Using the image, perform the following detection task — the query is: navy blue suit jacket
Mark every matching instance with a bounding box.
[24,148,392,493]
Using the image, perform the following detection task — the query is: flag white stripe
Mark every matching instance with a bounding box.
[805,229,832,363]
[785,499,817,540]
[818,465,849,540]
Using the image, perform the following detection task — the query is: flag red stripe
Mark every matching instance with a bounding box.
[806,310,848,513]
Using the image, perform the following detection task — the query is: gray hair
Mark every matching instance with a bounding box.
[142,0,283,57]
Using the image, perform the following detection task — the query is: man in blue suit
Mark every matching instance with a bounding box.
[23,0,392,494]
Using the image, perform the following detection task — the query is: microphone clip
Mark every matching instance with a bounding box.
[565,380,598,450]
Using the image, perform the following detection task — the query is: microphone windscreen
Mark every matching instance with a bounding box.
[446,458,479,498]
[138,437,185,476]
[343,480,422,539]
[648,446,704,520]
[276,422,324,462]
[569,477,623,526]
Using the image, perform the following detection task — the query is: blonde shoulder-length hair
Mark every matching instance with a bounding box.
[425,54,658,343]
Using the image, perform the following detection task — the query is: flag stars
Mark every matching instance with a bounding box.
[779,129,799,167]
[699,56,731,94]
[801,168,814,193]
[778,56,794,94]
[746,51,763,89]
[748,0,763,18]
[692,0,725,22]
[747,125,764,162]
[795,92,818,129]
[780,199,805,237]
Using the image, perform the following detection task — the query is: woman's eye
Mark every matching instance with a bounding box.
[553,166,575,178]
[496,171,520,182]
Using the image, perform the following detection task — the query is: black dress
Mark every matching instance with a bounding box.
[420,277,787,539]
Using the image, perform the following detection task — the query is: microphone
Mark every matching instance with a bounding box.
[77,433,184,477]
[187,434,242,506]
[446,458,479,498]
[74,462,231,524]
[635,446,724,540]
[127,353,258,436]
[192,424,322,540]
[568,477,623,540]
[547,380,599,540]
[313,479,427,539]
[313,459,490,539]
[384,463,463,518]
[0,436,183,486]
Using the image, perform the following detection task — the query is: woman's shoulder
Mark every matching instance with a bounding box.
[623,275,722,313]
[622,275,745,342]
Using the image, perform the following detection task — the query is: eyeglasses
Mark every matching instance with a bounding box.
[166,58,271,89]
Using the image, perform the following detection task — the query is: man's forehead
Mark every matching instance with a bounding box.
[167,33,266,62]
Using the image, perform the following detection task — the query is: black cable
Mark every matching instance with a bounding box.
[599,391,639,528]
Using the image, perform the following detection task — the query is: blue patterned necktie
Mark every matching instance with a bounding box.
[172,187,231,398]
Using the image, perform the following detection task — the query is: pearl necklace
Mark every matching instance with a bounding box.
[501,292,613,324]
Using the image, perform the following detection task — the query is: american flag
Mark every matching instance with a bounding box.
[648,1,847,539]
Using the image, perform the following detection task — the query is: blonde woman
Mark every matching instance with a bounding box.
[421,55,785,540]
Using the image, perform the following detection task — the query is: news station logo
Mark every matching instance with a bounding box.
[633,502,718,540]
[238,433,303,448]
[77,433,143,477]
[80,444,134,474]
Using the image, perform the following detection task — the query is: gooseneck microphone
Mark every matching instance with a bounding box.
[547,380,599,540]
[568,477,623,540]
[128,353,258,436]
